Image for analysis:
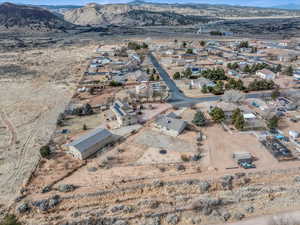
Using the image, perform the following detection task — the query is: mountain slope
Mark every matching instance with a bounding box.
[63,2,300,27]
[63,3,217,26]
[0,2,74,32]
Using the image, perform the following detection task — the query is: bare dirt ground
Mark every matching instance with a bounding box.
[202,124,279,171]
[1,36,300,225]
[0,43,96,205]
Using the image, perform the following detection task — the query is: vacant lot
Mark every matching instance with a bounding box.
[0,43,96,205]
[202,124,279,171]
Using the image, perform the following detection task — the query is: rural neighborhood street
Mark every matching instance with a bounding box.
[149,52,299,107]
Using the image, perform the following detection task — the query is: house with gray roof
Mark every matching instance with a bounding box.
[154,115,187,137]
[68,128,114,160]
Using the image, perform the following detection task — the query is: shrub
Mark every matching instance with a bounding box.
[109,81,123,87]
[83,124,88,130]
[1,214,21,225]
[181,154,190,162]
[40,145,51,158]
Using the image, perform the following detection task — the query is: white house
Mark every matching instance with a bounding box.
[294,71,300,80]
[256,69,276,80]
[68,128,114,160]
[154,115,187,137]
[289,130,300,139]
[111,100,138,126]
[190,77,216,89]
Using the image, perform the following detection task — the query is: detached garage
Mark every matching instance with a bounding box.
[68,128,114,160]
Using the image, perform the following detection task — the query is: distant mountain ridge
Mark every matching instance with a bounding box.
[63,1,300,27]
[0,2,74,32]
[271,4,300,10]
[63,3,218,26]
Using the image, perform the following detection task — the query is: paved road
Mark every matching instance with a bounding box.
[149,52,293,107]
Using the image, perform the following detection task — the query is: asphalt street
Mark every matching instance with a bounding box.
[149,52,298,107]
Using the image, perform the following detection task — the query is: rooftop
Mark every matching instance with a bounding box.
[155,115,186,132]
[69,128,113,153]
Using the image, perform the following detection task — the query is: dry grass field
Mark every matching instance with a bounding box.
[0,43,96,205]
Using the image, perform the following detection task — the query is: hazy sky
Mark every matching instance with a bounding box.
[0,0,298,7]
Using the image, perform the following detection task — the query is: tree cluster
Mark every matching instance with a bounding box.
[127,42,148,50]
[109,81,123,87]
[238,41,249,49]
[267,116,279,130]
[1,214,21,225]
[173,72,181,80]
[225,78,245,91]
[186,48,194,54]
[201,81,224,95]
[248,79,275,91]
[227,62,239,70]
[201,68,227,81]
[209,107,225,123]
[231,108,245,130]
[285,65,294,76]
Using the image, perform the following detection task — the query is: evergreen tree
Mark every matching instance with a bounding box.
[192,111,206,127]
[267,116,279,130]
[173,72,181,80]
[285,65,294,76]
[209,107,225,123]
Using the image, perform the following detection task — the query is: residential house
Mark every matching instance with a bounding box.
[127,70,149,83]
[111,100,138,126]
[68,128,114,160]
[136,82,166,96]
[256,69,276,80]
[240,47,253,53]
[278,54,297,62]
[154,115,187,137]
[238,62,249,70]
[289,130,300,139]
[180,53,198,62]
[127,50,141,64]
[293,70,300,80]
[175,59,186,66]
[190,77,216,89]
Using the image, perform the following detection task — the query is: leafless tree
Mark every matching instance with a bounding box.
[222,90,246,104]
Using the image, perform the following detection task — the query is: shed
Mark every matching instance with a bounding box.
[68,128,114,160]
[233,152,253,163]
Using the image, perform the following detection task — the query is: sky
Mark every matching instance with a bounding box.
[0,0,298,7]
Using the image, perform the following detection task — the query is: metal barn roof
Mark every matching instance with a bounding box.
[69,128,113,153]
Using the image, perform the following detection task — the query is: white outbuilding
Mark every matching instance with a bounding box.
[68,128,114,160]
